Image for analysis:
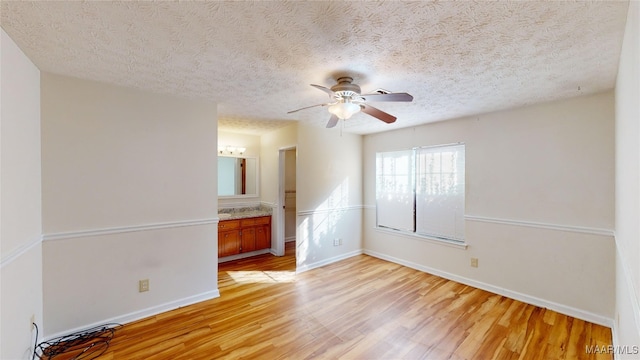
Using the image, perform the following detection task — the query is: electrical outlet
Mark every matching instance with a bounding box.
[139,279,149,292]
[470,258,479,268]
[30,314,35,330]
[333,238,342,246]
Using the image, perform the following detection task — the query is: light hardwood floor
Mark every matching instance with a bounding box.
[91,242,612,359]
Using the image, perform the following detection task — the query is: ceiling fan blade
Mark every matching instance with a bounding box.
[326,114,339,128]
[360,93,413,102]
[310,84,335,99]
[287,103,330,114]
[360,104,397,124]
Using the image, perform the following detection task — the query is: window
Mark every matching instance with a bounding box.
[375,150,415,232]
[376,143,465,242]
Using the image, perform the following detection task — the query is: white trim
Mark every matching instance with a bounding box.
[0,235,42,268]
[297,205,364,217]
[296,249,363,274]
[465,215,614,237]
[613,242,640,357]
[42,218,219,242]
[218,248,271,263]
[611,325,623,360]
[44,289,220,341]
[374,227,468,249]
[364,249,614,328]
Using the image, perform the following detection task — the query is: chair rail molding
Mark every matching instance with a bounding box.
[42,218,218,242]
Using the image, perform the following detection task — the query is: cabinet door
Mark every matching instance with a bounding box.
[219,230,240,257]
[240,227,256,253]
[255,225,271,250]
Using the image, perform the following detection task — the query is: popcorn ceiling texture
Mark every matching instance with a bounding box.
[1,1,628,135]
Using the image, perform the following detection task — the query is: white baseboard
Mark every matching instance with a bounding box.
[612,325,621,360]
[219,249,271,263]
[296,249,363,274]
[285,236,296,243]
[44,289,220,340]
[364,249,613,328]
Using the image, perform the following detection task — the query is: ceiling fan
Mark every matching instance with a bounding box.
[288,77,413,128]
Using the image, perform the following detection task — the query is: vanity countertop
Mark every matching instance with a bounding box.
[218,206,272,220]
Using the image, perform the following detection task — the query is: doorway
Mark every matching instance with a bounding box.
[278,146,296,261]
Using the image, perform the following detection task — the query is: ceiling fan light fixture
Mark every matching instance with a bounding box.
[328,102,361,120]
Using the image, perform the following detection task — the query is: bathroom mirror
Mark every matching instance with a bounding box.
[218,156,258,197]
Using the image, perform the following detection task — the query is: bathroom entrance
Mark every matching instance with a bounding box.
[278,146,296,261]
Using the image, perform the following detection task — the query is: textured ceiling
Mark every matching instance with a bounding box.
[1,1,629,135]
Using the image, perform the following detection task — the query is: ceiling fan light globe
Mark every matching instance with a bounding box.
[328,102,361,120]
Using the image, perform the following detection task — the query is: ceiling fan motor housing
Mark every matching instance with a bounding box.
[331,77,361,95]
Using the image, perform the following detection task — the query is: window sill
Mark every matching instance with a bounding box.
[374,227,468,250]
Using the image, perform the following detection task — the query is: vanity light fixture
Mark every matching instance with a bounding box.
[218,145,246,155]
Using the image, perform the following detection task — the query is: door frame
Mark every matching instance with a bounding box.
[276,146,296,257]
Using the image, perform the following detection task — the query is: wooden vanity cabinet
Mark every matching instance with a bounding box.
[218,220,240,257]
[218,216,271,258]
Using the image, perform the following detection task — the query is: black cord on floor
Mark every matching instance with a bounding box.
[32,323,38,360]
[32,322,121,360]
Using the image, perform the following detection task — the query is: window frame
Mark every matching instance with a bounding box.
[375,143,466,245]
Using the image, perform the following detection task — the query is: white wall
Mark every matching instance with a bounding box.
[260,124,297,205]
[255,122,362,267]
[614,0,640,355]
[259,123,297,256]
[218,131,261,158]
[296,124,363,271]
[364,92,615,325]
[40,74,218,336]
[0,28,43,359]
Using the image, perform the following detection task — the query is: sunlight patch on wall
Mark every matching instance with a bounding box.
[298,178,350,265]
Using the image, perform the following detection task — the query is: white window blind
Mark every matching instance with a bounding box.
[415,144,465,241]
[375,150,414,232]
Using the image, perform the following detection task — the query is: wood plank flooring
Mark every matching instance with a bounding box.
[88,242,612,359]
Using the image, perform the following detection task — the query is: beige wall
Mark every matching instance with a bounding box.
[364,92,615,325]
[260,123,297,205]
[614,0,640,354]
[218,131,261,158]
[0,29,43,359]
[296,124,363,271]
[41,74,218,336]
[259,123,297,255]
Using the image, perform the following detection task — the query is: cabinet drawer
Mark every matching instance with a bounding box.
[254,216,271,225]
[218,220,240,230]
[241,216,270,227]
